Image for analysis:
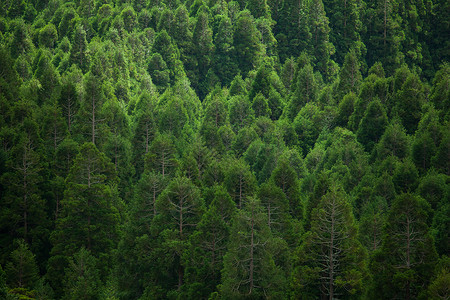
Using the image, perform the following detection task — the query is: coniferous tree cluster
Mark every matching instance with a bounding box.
[0,0,448,299]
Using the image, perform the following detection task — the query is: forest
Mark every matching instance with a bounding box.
[0,0,449,298]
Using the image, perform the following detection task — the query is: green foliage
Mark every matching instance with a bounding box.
[292,186,368,299]
[370,193,438,299]
[357,99,388,152]
[5,240,39,289]
[0,1,447,298]
[233,10,263,75]
[48,143,120,295]
[221,197,287,299]
[63,247,101,300]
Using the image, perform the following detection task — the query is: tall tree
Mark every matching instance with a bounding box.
[286,63,318,120]
[63,247,101,300]
[363,0,404,72]
[0,116,48,263]
[292,186,367,299]
[213,15,238,86]
[221,197,287,298]
[308,0,336,79]
[224,158,257,209]
[144,132,177,178]
[76,70,106,146]
[323,0,362,64]
[69,24,89,72]
[5,239,39,290]
[153,176,205,295]
[193,11,214,98]
[48,143,120,295]
[233,10,263,75]
[370,193,438,300]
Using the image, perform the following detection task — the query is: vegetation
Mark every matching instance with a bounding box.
[0,0,448,298]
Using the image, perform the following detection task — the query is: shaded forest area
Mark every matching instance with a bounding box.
[0,0,449,298]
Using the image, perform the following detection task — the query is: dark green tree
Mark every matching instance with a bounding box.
[233,10,263,75]
[221,197,287,299]
[69,24,89,72]
[153,176,205,294]
[193,11,214,98]
[323,0,362,64]
[5,239,39,289]
[292,186,368,299]
[357,99,388,152]
[370,193,438,300]
[286,63,318,120]
[48,143,120,295]
[63,247,101,300]
[145,132,177,178]
[224,158,257,209]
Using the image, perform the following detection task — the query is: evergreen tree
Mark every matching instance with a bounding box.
[48,143,120,295]
[145,132,177,178]
[335,47,363,100]
[224,158,257,209]
[270,158,303,219]
[153,176,205,295]
[370,193,438,299]
[308,0,336,79]
[221,197,287,299]
[323,0,362,64]
[292,186,367,299]
[69,24,89,72]
[364,0,404,72]
[63,247,101,300]
[0,116,48,264]
[233,10,263,75]
[286,63,318,120]
[357,99,388,152]
[193,11,214,98]
[5,239,39,289]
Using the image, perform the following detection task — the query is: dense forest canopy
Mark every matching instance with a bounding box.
[0,0,449,299]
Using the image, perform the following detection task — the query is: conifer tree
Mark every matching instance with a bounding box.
[48,143,120,295]
[221,197,287,299]
[153,176,205,294]
[5,239,39,289]
[63,247,101,300]
[292,186,367,299]
[370,193,438,299]
[286,63,318,120]
[69,24,89,72]
[233,10,263,75]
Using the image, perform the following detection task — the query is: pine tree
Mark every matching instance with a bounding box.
[357,99,388,152]
[144,132,177,178]
[153,176,205,294]
[221,197,287,299]
[5,239,39,289]
[335,47,363,101]
[286,63,318,120]
[363,0,404,72]
[48,143,120,295]
[193,11,214,98]
[76,70,106,146]
[292,186,367,299]
[213,15,238,86]
[224,158,257,209]
[370,193,438,299]
[0,117,48,263]
[70,24,89,72]
[63,247,101,300]
[308,0,335,79]
[233,10,263,75]
[323,0,362,64]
